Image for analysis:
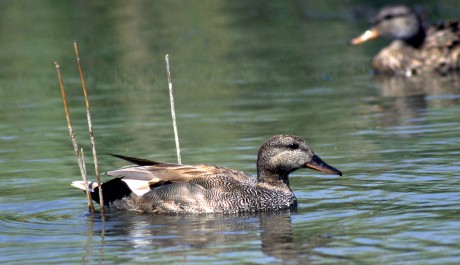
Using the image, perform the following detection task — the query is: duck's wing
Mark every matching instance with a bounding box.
[104,154,254,196]
[108,153,216,181]
[72,154,255,197]
[107,163,224,183]
[72,162,233,196]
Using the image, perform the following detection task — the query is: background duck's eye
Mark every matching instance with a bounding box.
[384,14,394,20]
[288,143,299,150]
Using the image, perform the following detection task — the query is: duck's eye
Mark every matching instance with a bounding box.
[288,143,299,150]
[383,14,394,20]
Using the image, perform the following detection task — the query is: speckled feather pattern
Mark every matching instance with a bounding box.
[109,158,297,213]
[126,175,297,214]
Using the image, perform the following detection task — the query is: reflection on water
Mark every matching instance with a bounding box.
[82,210,328,264]
[375,74,460,99]
[359,74,460,128]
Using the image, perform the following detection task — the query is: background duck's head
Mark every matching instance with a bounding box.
[349,5,424,46]
[256,135,342,185]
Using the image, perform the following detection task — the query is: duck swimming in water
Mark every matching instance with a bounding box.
[349,5,460,76]
[72,135,342,214]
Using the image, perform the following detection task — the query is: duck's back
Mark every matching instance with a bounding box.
[423,21,460,72]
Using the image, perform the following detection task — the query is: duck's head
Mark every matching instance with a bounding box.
[349,5,423,46]
[256,135,342,185]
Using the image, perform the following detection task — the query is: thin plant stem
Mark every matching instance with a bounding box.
[73,41,105,214]
[54,61,95,213]
[80,148,95,212]
[165,54,181,164]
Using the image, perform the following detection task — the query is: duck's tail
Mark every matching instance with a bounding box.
[71,177,133,206]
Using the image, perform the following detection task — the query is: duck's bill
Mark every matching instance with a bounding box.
[348,28,380,45]
[306,155,342,176]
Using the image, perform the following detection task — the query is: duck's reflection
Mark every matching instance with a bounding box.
[375,73,460,99]
[369,74,460,127]
[84,210,331,263]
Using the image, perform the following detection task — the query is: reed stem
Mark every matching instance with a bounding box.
[165,54,181,164]
[54,61,95,213]
[73,41,105,214]
[80,148,95,212]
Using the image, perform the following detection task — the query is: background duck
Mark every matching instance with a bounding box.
[72,135,342,214]
[349,5,460,76]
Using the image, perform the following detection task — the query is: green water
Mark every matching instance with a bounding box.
[1,1,460,264]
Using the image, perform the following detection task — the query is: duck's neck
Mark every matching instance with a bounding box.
[405,26,426,48]
[257,168,291,188]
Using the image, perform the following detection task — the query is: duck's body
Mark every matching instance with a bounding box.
[72,135,342,214]
[349,5,460,76]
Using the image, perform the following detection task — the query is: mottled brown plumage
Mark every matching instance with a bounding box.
[349,5,460,76]
[72,135,342,214]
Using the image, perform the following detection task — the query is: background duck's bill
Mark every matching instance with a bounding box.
[348,29,380,45]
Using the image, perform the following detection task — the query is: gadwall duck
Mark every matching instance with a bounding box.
[349,5,460,76]
[72,135,342,214]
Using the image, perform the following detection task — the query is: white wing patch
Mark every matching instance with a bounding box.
[71,179,151,196]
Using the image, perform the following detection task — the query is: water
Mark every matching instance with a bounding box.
[1,1,460,264]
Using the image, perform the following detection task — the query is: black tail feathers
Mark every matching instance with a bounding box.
[91,178,133,206]
[108,153,162,166]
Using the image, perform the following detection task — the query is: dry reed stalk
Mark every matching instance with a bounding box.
[165,54,182,164]
[80,148,95,212]
[54,61,95,213]
[73,41,105,214]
